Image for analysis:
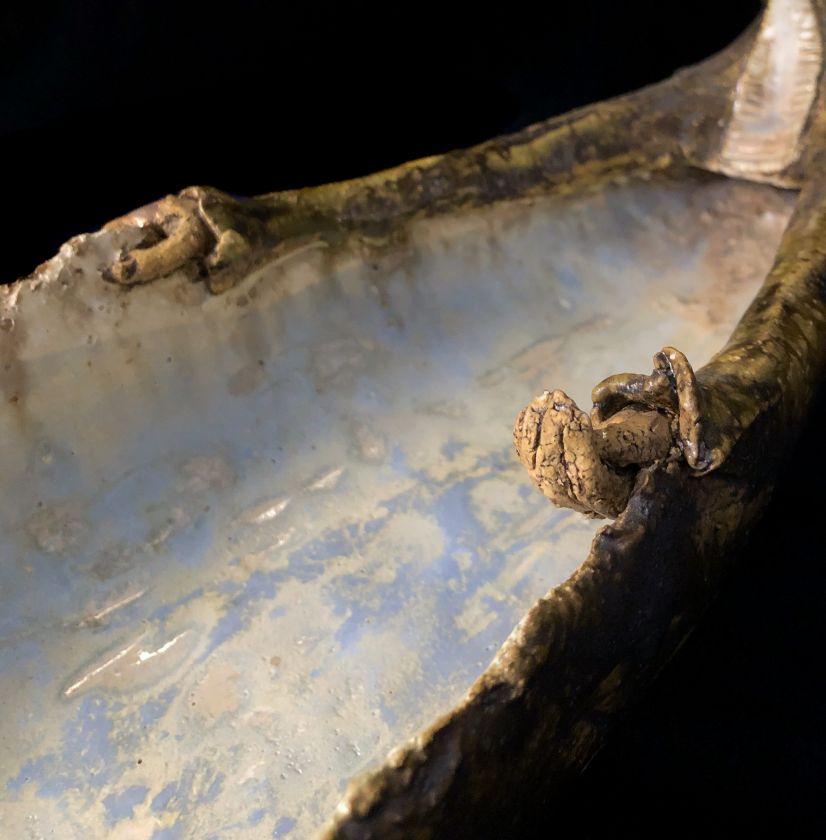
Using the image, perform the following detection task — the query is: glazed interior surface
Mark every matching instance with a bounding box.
[0,172,793,837]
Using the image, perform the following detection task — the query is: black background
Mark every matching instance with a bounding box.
[4,1,826,835]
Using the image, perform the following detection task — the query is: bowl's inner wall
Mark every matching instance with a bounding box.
[0,173,792,837]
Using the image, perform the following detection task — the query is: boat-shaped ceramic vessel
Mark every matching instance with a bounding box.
[3,1,826,836]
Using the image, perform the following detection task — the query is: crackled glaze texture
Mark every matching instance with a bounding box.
[0,172,792,838]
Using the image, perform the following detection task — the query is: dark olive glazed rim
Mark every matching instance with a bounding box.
[20,1,826,836]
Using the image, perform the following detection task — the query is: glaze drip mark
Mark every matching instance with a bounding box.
[307,467,345,492]
[63,630,193,699]
[78,588,147,627]
[244,495,291,524]
[710,0,822,184]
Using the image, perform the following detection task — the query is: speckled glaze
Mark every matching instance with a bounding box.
[0,174,791,837]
